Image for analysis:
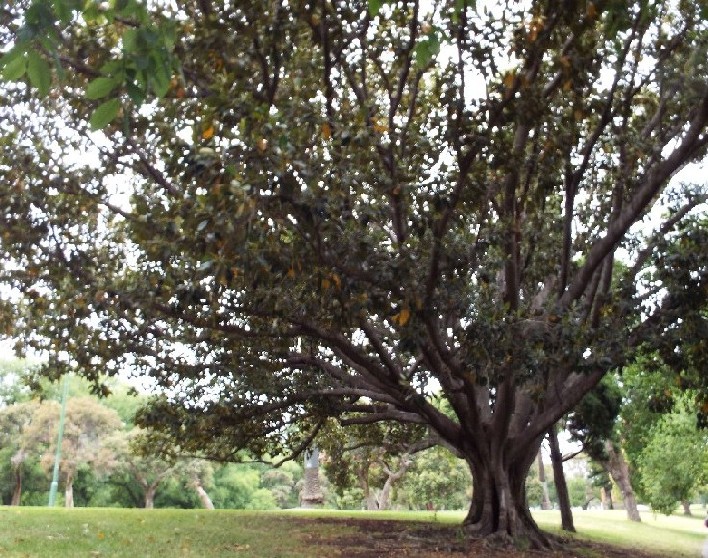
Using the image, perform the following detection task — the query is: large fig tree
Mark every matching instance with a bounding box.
[1,0,707,547]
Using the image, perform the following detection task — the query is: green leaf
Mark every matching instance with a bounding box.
[415,30,441,69]
[27,51,51,96]
[89,98,121,130]
[1,54,27,81]
[368,0,384,16]
[85,77,121,99]
[126,80,146,104]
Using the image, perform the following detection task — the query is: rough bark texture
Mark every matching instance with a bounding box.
[537,450,553,510]
[602,441,641,522]
[461,436,554,549]
[301,467,324,508]
[548,427,575,532]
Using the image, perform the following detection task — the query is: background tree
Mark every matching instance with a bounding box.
[106,428,179,509]
[0,400,40,505]
[209,464,278,510]
[260,460,303,509]
[319,420,431,510]
[0,358,36,405]
[397,446,471,511]
[567,374,642,521]
[637,402,708,515]
[1,0,708,547]
[24,396,122,507]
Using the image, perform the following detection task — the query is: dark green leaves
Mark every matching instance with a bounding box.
[85,77,122,100]
[415,27,441,69]
[0,50,51,95]
[0,52,27,81]
[27,52,51,96]
[89,99,121,130]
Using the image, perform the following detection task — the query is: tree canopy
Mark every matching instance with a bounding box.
[1,0,707,547]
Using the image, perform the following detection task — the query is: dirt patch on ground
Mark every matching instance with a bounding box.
[300,518,668,558]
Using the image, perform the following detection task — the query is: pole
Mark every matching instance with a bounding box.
[48,376,69,507]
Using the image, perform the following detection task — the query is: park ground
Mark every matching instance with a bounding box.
[0,507,705,557]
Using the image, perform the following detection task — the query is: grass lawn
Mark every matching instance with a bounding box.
[533,509,707,558]
[0,506,705,557]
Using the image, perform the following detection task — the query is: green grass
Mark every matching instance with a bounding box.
[0,507,352,557]
[0,506,705,557]
[533,509,707,558]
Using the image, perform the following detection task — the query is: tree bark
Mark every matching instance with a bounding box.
[355,461,378,510]
[602,441,641,522]
[536,450,552,510]
[10,449,25,506]
[300,447,324,508]
[193,480,215,510]
[378,456,412,511]
[601,485,613,509]
[462,437,554,549]
[548,426,575,532]
[11,468,22,506]
[682,500,692,516]
[64,473,74,508]
[144,484,157,509]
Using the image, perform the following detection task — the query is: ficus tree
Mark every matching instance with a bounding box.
[1,0,707,547]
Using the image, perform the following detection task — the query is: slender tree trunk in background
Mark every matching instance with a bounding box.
[602,441,641,522]
[357,465,378,510]
[144,484,157,509]
[64,473,74,508]
[601,485,613,509]
[537,450,552,510]
[300,447,324,508]
[11,468,22,506]
[10,450,25,506]
[682,500,692,516]
[377,456,412,511]
[548,426,575,532]
[192,479,215,510]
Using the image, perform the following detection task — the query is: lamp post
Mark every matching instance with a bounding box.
[48,375,69,507]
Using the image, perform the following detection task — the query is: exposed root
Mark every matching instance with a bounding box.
[463,522,559,551]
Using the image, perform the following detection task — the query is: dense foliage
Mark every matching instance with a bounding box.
[1,0,707,546]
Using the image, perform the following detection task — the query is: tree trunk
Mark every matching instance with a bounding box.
[356,462,378,510]
[378,456,412,511]
[144,483,157,509]
[11,468,22,506]
[193,480,215,510]
[602,441,641,522]
[536,450,552,510]
[64,473,74,508]
[10,449,25,506]
[300,447,324,508]
[365,491,379,511]
[462,439,554,549]
[548,426,575,532]
[682,500,692,516]
[601,485,613,509]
